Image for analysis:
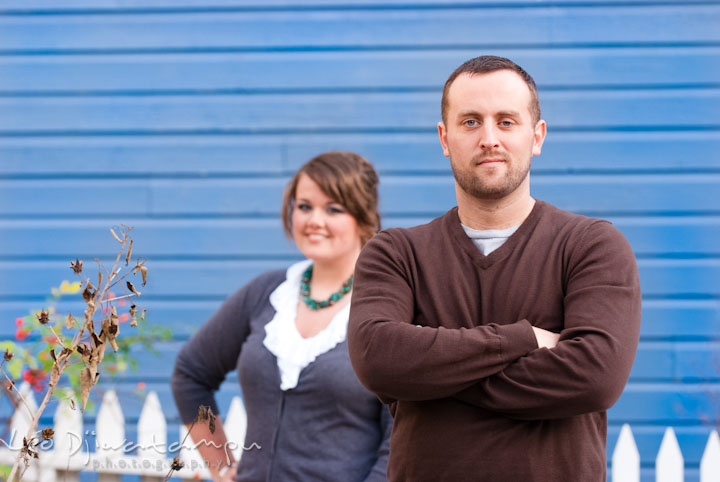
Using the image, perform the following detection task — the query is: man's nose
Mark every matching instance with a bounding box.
[479,125,500,149]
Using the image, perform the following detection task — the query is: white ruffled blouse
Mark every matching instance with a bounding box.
[263,259,350,390]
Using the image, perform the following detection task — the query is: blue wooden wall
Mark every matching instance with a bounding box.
[1,1,719,480]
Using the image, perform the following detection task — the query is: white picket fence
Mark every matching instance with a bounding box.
[612,424,720,482]
[1,382,719,481]
[0,382,248,481]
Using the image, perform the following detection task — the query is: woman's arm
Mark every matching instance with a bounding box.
[184,417,236,482]
[171,271,283,475]
[361,404,393,482]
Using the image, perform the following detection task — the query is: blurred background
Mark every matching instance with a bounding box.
[0,0,719,480]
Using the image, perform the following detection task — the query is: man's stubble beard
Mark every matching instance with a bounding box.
[450,152,532,201]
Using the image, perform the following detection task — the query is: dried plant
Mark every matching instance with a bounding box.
[0,226,149,482]
[163,405,217,481]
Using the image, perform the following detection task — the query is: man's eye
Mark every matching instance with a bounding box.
[464,120,477,127]
[500,120,513,127]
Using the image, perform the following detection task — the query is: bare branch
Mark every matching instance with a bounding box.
[97,292,140,305]
[8,226,143,481]
[0,363,35,419]
[109,228,122,243]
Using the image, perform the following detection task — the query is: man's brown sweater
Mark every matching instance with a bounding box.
[348,201,641,482]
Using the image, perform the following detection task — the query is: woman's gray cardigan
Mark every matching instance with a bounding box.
[171,269,391,482]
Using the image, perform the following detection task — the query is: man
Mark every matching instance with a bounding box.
[347,56,641,481]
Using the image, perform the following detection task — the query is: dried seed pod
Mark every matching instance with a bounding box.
[126,281,141,296]
[83,302,95,328]
[129,304,138,327]
[82,281,95,302]
[23,437,40,459]
[197,405,217,434]
[197,405,209,423]
[65,313,76,330]
[125,239,133,266]
[109,307,119,335]
[209,414,216,434]
[140,265,148,286]
[3,349,12,362]
[132,259,146,274]
[90,332,103,349]
[80,368,92,412]
[41,428,54,441]
[37,310,50,325]
[70,259,83,274]
[104,309,119,352]
[170,457,184,471]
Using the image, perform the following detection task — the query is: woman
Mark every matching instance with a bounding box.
[171,151,390,482]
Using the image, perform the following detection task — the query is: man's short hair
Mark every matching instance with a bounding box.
[441,56,541,125]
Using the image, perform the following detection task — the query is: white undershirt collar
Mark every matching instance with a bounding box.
[461,223,520,255]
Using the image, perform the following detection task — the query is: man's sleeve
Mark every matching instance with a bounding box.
[454,221,642,419]
[347,230,538,402]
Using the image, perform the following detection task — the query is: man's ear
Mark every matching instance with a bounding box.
[532,119,547,156]
[438,121,450,157]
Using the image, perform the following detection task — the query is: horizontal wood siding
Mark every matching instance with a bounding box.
[1,1,719,480]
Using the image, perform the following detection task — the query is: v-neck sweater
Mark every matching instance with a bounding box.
[348,200,642,482]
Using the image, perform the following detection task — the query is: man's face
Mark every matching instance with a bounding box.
[438,70,546,201]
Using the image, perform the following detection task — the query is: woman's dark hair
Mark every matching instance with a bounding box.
[282,151,381,246]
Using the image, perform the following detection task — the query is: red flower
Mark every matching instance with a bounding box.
[15,317,24,327]
[23,369,47,387]
[118,313,130,323]
[25,371,47,391]
[15,328,30,341]
[43,336,59,345]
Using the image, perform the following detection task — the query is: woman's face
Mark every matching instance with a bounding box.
[292,174,362,265]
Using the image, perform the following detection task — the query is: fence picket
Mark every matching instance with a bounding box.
[137,391,167,482]
[224,396,247,462]
[700,430,720,482]
[9,394,716,482]
[138,391,167,461]
[52,395,82,456]
[9,382,38,450]
[6,383,39,481]
[656,427,684,482]
[95,390,124,482]
[50,395,82,482]
[612,423,640,482]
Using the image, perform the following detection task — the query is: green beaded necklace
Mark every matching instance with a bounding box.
[299,264,353,310]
